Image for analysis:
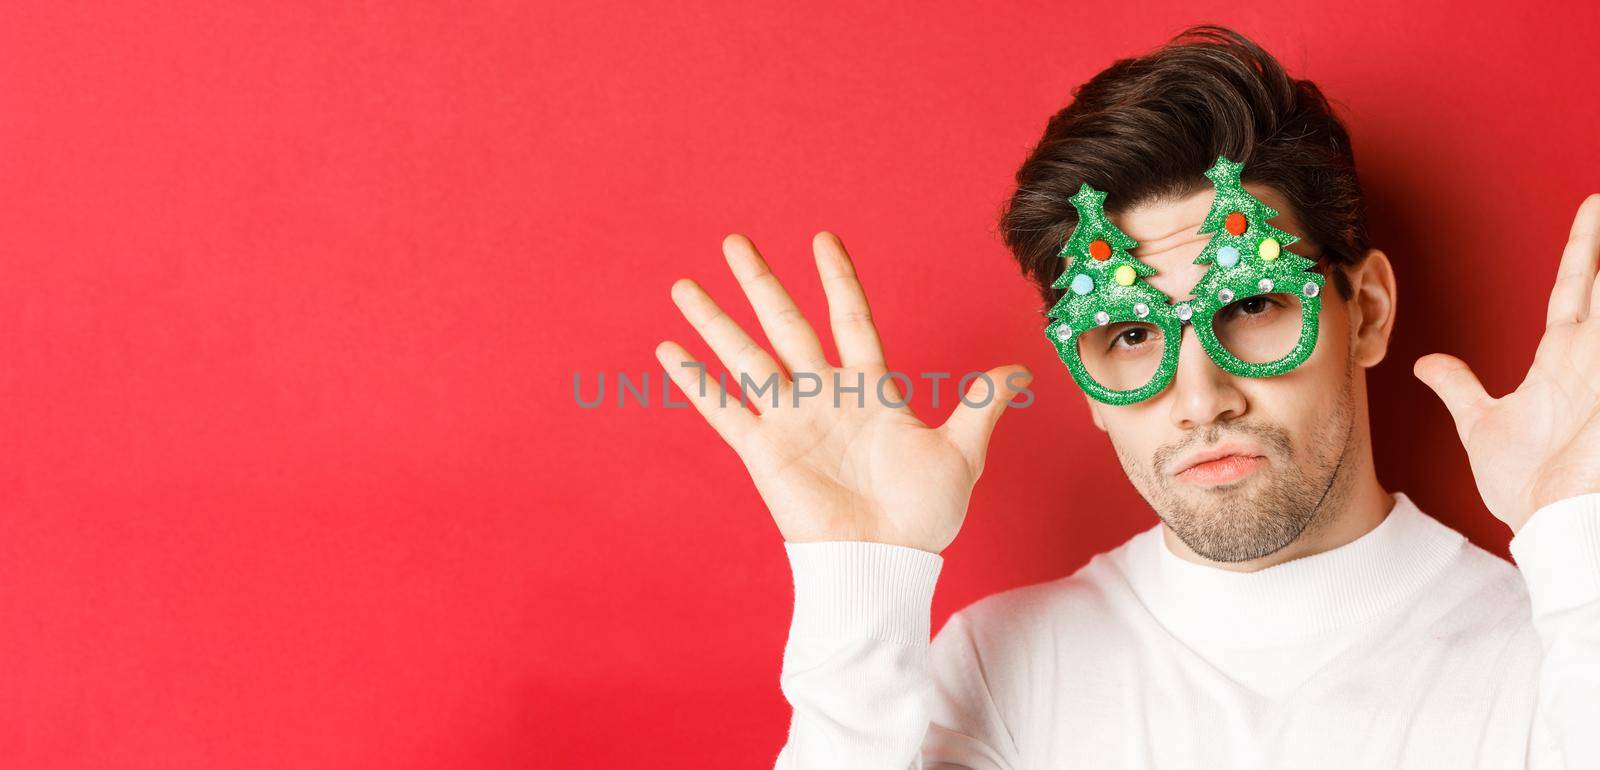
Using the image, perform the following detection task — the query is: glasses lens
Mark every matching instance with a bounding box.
[1075,321,1167,393]
[1212,292,1305,365]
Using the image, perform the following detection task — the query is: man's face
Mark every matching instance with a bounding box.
[1096,185,1359,563]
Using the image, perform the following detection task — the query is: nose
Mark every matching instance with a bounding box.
[1166,320,1247,430]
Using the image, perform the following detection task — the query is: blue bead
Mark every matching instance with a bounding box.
[1070,273,1093,295]
[1217,246,1240,267]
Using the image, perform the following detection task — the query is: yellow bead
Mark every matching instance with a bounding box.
[1114,265,1136,286]
[1259,238,1281,261]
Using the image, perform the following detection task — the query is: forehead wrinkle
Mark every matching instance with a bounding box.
[1131,228,1209,260]
[1125,225,1210,302]
[1108,187,1212,255]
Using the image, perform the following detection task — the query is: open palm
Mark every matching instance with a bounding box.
[1416,194,1600,532]
[655,232,1030,554]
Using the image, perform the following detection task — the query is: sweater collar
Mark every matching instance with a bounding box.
[1114,491,1464,647]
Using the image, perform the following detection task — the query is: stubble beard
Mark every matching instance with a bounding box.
[1117,352,1357,563]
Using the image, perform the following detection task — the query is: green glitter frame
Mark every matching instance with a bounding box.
[1043,156,1328,406]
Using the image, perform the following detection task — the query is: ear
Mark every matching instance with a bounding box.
[1345,248,1397,368]
[1083,392,1108,432]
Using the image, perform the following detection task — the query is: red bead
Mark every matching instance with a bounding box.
[1089,240,1111,260]
[1225,211,1247,236]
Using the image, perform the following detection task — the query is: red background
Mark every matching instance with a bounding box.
[3,1,1598,767]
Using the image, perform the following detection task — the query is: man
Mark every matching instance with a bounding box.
[654,25,1600,769]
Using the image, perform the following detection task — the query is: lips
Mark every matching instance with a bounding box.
[1177,454,1265,485]
[1173,442,1266,476]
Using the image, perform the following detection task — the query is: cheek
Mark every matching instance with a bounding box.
[1303,298,1352,368]
[1273,299,1352,400]
[1245,388,1307,445]
[1102,415,1163,472]
[1240,376,1348,470]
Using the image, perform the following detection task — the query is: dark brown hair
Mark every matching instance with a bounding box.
[999,25,1366,312]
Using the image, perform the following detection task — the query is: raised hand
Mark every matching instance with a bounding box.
[1414,194,1600,532]
[655,232,1031,554]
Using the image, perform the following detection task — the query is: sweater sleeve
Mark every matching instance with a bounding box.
[772,541,1020,769]
[1508,492,1600,769]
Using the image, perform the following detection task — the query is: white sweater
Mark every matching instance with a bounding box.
[772,491,1600,769]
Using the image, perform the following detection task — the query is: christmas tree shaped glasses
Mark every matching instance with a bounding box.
[1044,156,1328,406]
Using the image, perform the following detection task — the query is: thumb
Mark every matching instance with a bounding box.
[1413,353,1492,440]
[940,364,1033,472]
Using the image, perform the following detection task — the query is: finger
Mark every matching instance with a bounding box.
[670,278,785,391]
[813,231,888,369]
[1546,193,1600,327]
[655,340,759,448]
[722,234,832,375]
[939,365,1033,474]
[1412,353,1493,442]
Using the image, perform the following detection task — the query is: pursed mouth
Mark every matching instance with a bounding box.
[1174,453,1267,485]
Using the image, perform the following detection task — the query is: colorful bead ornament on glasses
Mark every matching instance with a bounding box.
[1043,155,1328,406]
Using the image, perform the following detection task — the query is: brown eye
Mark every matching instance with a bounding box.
[1227,294,1286,320]
[1105,324,1158,353]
